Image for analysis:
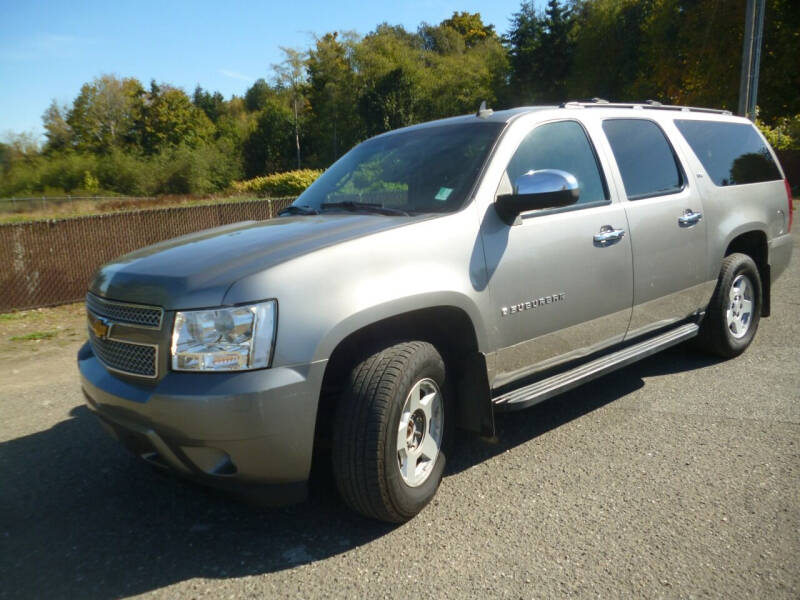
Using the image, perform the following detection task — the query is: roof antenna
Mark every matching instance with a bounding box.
[477,100,493,118]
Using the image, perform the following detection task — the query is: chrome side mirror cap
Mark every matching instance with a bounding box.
[496,169,580,223]
[515,169,578,197]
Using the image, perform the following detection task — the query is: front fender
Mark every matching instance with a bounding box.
[222,210,494,368]
[311,292,489,363]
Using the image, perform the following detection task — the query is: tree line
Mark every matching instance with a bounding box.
[1,0,798,198]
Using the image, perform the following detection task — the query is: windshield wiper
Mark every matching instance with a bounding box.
[278,205,319,216]
[320,201,410,216]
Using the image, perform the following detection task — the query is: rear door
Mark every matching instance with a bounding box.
[481,118,634,388]
[600,118,712,339]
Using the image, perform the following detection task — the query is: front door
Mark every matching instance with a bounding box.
[481,119,634,388]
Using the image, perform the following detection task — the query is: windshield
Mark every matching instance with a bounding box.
[291,121,504,215]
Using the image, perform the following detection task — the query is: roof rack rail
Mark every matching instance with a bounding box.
[558,101,732,116]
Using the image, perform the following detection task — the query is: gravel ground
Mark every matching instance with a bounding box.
[1,230,797,599]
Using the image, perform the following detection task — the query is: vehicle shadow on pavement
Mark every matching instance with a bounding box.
[446,344,723,475]
[0,345,721,599]
[0,405,396,600]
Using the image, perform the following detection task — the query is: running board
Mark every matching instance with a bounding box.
[492,323,699,410]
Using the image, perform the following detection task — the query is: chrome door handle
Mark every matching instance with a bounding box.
[593,225,626,247]
[678,209,703,227]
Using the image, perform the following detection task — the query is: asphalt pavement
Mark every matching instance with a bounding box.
[1,229,798,599]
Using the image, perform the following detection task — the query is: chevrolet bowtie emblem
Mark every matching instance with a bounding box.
[91,317,111,339]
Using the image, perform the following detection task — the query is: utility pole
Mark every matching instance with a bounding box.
[738,0,766,120]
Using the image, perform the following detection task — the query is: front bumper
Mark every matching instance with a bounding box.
[78,341,327,505]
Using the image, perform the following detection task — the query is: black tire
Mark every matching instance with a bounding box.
[697,253,762,358]
[331,341,451,523]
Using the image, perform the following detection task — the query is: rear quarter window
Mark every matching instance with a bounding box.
[674,120,782,186]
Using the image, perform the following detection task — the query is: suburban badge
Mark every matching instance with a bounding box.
[501,292,566,316]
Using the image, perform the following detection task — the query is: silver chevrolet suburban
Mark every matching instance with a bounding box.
[78,102,794,523]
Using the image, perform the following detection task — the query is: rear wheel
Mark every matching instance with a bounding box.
[697,253,762,358]
[331,341,450,523]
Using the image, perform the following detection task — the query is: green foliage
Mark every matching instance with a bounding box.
[273,47,308,169]
[65,75,145,153]
[759,0,800,122]
[232,169,323,196]
[0,145,242,198]
[564,0,799,115]
[193,86,226,122]
[42,100,72,152]
[568,0,649,101]
[140,83,214,153]
[505,0,574,104]
[3,5,799,201]
[242,99,295,178]
[359,67,418,136]
[83,171,100,193]
[441,11,497,47]
[306,31,362,165]
[757,114,800,150]
[244,78,273,112]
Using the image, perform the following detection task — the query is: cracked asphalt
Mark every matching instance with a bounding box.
[1,228,797,599]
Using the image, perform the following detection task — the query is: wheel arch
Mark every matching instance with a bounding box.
[313,305,494,462]
[724,229,770,317]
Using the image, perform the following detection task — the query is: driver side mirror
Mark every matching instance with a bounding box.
[495,169,579,224]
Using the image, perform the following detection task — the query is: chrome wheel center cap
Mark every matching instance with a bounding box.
[396,377,443,488]
[406,410,425,451]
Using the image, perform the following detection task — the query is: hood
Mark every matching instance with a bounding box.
[90,213,417,309]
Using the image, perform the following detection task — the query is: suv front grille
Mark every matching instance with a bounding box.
[86,293,163,329]
[86,294,162,378]
[89,334,158,378]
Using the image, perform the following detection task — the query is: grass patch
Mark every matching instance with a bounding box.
[10,330,58,341]
[0,310,43,322]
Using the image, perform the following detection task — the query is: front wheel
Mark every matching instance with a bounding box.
[697,253,762,358]
[332,341,450,523]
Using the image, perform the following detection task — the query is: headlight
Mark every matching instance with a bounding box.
[171,300,276,372]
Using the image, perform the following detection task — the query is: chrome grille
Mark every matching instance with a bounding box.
[86,293,163,329]
[89,334,157,378]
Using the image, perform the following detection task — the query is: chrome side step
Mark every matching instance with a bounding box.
[492,323,699,410]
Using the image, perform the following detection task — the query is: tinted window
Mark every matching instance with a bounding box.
[602,119,683,199]
[674,120,782,186]
[293,122,503,214]
[507,120,608,206]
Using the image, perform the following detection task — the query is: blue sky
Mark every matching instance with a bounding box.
[0,0,535,139]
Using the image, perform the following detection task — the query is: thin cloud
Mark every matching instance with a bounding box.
[219,69,255,82]
[1,32,96,61]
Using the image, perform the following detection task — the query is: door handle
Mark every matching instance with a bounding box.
[678,209,703,227]
[593,225,626,247]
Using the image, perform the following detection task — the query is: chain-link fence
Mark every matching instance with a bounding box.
[0,196,295,312]
[0,196,157,215]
